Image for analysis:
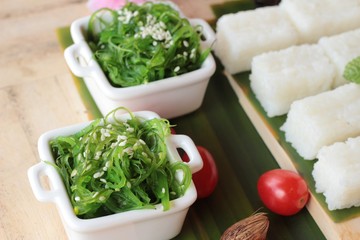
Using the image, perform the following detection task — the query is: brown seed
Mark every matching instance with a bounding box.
[220,212,269,240]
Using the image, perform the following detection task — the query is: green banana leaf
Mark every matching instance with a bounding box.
[212,0,360,223]
[55,1,334,239]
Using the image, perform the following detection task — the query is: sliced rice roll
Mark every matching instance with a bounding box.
[280,0,360,43]
[318,28,360,88]
[214,6,299,74]
[250,44,335,117]
[312,137,360,210]
[281,83,360,160]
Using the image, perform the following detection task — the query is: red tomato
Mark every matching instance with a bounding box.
[257,169,309,216]
[182,146,218,199]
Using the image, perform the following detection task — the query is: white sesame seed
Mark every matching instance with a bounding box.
[86,164,92,171]
[99,196,106,201]
[92,192,99,198]
[93,171,104,179]
[75,196,80,202]
[134,13,174,47]
[127,182,132,188]
[139,139,146,145]
[153,41,157,46]
[119,140,127,147]
[174,66,180,72]
[103,166,108,171]
[127,127,134,133]
[117,135,127,141]
[117,8,134,24]
[183,40,189,47]
[165,31,171,39]
[159,21,166,28]
[104,130,111,137]
[100,129,111,141]
[123,147,134,156]
[94,151,102,160]
[161,188,165,194]
[71,169,77,177]
[100,178,107,183]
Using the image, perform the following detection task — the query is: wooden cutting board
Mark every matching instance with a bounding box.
[226,71,360,240]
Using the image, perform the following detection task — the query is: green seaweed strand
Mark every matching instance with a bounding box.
[50,107,191,219]
[87,2,210,87]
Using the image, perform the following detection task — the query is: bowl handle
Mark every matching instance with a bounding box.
[169,135,203,174]
[27,162,63,202]
[191,18,216,49]
[64,41,96,78]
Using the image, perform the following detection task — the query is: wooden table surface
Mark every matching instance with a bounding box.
[0,1,228,239]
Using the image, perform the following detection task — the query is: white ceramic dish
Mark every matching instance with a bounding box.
[64,10,216,119]
[28,111,203,240]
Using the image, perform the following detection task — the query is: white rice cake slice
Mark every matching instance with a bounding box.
[280,0,360,43]
[214,6,299,74]
[313,137,360,210]
[318,28,360,88]
[250,44,335,117]
[281,83,360,160]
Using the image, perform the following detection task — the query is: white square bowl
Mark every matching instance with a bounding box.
[27,111,203,240]
[64,11,216,119]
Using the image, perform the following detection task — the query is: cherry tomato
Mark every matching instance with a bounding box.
[257,169,309,216]
[182,146,218,199]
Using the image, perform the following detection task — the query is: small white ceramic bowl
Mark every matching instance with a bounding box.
[28,111,203,240]
[64,7,216,119]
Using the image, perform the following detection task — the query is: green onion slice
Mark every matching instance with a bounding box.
[343,56,360,84]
